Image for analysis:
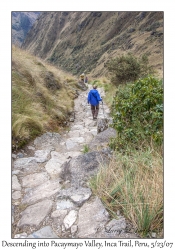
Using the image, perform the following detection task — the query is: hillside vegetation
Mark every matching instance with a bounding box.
[12,45,79,150]
[22,11,163,78]
[89,54,163,237]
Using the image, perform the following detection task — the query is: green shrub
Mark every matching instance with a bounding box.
[110,76,163,150]
[105,53,154,86]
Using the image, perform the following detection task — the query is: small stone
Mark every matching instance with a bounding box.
[62,225,66,232]
[71,125,84,131]
[45,152,67,177]
[65,139,78,150]
[27,146,35,150]
[89,129,97,136]
[117,210,120,216]
[51,210,67,218]
[71,225,78,235]
[14,232,28,238]
[14,157,37,170]
[22,179,61,205]
[22,172,49,188]
[68,130,80,138]
[27,226,58,238]
[12,175,21,191]
[34,150,50,163]
[17,153,24,158]
[12,154,17,159]
[151,232,157,238]
[104,218,126,236]
[12,191,21,200]
[57,199,74,210]
[64,210,78,229]
[12,170,20,175]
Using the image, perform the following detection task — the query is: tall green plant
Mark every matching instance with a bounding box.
[110,76,163,150]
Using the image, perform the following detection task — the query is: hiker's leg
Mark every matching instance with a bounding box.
[91,105,95,119]
[94,104,99,118]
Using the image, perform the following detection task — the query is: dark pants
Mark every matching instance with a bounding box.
[91,104,99,119]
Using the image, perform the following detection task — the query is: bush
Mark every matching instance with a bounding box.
[105,53,154,86]
[110,76,163,150]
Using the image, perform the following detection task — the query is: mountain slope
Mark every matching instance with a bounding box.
[22,11,163,78]
[12,12,40,46]
[12,45,80,149]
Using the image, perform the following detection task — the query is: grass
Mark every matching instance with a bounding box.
[12,45,79,150]
[82,144,89,154]
[89,146,163,237]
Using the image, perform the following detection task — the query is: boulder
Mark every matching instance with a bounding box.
[77,197,109,238]
[18,199,53,228]
[34,132,66,152]
[21,172,49,188]
[45,151,68,178]
[34,150,50,163]
[97,118,113,134]
[60,151,110,188]
[89,127,116,150]
[13,157,40,175]
[57,186,92,206]
[22,179,62,205]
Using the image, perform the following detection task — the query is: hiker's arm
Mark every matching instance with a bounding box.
[97,92,102,101]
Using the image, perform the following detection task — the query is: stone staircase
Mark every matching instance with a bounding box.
[12,85,139,239]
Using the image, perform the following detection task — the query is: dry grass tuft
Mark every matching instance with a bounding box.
[90,147,163,237]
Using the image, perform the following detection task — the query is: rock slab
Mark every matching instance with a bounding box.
[28,226,58,238]
[77,197,109,238]
[18,199,53,228]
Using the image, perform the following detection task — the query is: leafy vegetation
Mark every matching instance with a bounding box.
[110,75,163,151]
[89,71,163,237]
[105,53,154,86]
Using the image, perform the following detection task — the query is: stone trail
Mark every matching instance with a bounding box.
[12,85,139,239]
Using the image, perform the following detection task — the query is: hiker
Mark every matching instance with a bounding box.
[85,76,88,83]
[87,85,103,120]
[80,73,85,83]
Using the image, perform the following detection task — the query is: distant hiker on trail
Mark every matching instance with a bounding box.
[80,73,85,83]
[87,85,103,120]
[85,76,88,83]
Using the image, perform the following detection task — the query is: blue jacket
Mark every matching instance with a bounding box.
[87,89,102,106]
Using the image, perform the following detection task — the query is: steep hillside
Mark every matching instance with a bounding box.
[12,12,40,46]
[22,11,163,78]
[12,45,81,150]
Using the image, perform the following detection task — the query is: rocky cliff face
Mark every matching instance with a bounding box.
[22,11,163,77]
[12,12,40,46]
